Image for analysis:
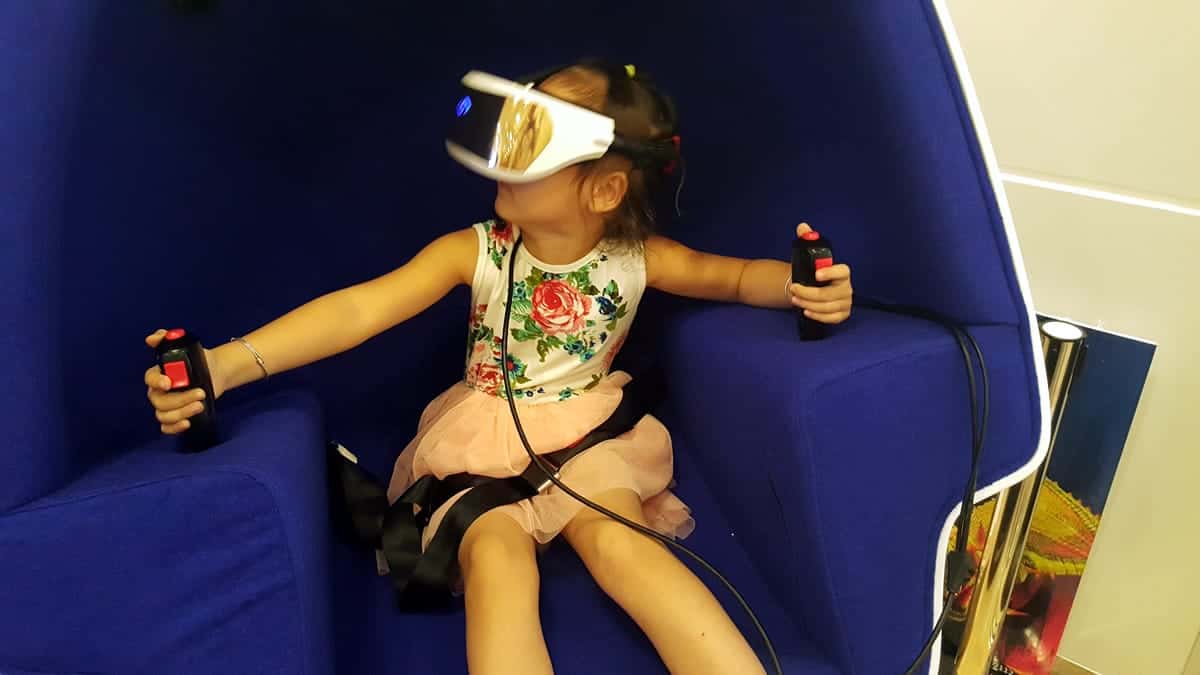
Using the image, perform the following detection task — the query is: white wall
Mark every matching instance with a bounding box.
[944,1,1200,673]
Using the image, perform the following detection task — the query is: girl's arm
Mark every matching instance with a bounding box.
[207,228,478,395]
[644,223,853,323]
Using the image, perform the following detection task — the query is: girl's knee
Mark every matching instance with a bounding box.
[458,514,537,583]
[578,522,664,593]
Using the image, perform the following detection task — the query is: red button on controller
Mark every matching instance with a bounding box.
[163,360,190,389]
[164,328,186,341]
[814,257,833,270]
[801,231,820,241]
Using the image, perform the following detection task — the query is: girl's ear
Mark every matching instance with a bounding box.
[587,169,629,216]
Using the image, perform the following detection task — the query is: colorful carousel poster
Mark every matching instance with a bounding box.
[947,316,1155,674]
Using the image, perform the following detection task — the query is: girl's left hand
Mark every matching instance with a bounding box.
[790,223,853,324]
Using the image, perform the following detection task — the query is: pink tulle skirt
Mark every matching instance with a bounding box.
[387,371,694,549]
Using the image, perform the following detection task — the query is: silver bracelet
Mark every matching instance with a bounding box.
[784,275,794,303]
[230,337,270,379]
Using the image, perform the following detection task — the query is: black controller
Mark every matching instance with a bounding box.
[792,231,835,341]
[155,329,220,451]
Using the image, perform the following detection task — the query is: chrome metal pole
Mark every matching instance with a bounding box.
[953,321,1086,674]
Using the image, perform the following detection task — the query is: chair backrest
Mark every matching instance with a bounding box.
[1,0,1039,544]
[661,2,1030,328]
[1,3,93,510]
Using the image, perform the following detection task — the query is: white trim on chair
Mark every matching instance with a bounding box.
[924,2,1054,672]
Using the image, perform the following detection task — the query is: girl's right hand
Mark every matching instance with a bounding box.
[143,329,218,435]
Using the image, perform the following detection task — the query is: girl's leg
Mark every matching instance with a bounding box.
[459,510,552,675]
[562,489,765,675]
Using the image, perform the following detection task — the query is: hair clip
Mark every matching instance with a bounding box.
[663,136,681,175]
[624,64,637,78]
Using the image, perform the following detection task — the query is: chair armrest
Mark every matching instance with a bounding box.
[659,304,1037,674]
[0,390,334,675]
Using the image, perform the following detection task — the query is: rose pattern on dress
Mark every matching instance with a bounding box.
[465,362,503,396]
[464,221,633,400]
[485,221,514,269]
[464,334,539,399]
[531,280,592,335]
[464,303,493,361]
[505,262,627,365]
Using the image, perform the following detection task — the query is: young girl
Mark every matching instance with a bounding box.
[142,60,853,675]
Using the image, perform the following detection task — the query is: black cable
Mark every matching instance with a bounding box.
[949,325,981,553]
[950,325,990,561]
[903,328,986,675]
[904,593,958,675]
[500,238,784,675]
[853,299,990,675]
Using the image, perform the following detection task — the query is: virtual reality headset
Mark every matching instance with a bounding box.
[446,70,679,184]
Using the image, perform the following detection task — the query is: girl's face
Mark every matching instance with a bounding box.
[494,162,630,237]
[493,166,589,231]
[492,74,630,236]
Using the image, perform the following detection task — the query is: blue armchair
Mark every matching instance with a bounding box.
[0,2,1044,674]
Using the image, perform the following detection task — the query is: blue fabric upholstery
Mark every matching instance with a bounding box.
[0,392,333,675]
[654,304,1039,674]
[0,1,84,512]
[1,1,1042,674]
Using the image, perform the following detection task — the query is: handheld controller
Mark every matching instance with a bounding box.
[155,328,220,451]
[792,231,835,341]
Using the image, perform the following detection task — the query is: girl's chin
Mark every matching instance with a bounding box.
[493,195,511,220]
[494,188,519,220]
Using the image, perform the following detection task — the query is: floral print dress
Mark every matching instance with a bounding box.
[386,220,693,548]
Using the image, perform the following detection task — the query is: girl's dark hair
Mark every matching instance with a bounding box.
[538,60,680,249]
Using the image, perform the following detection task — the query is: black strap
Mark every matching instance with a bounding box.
[391,475,537,609]
[326,445,389,549]
[328,372,663,610]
